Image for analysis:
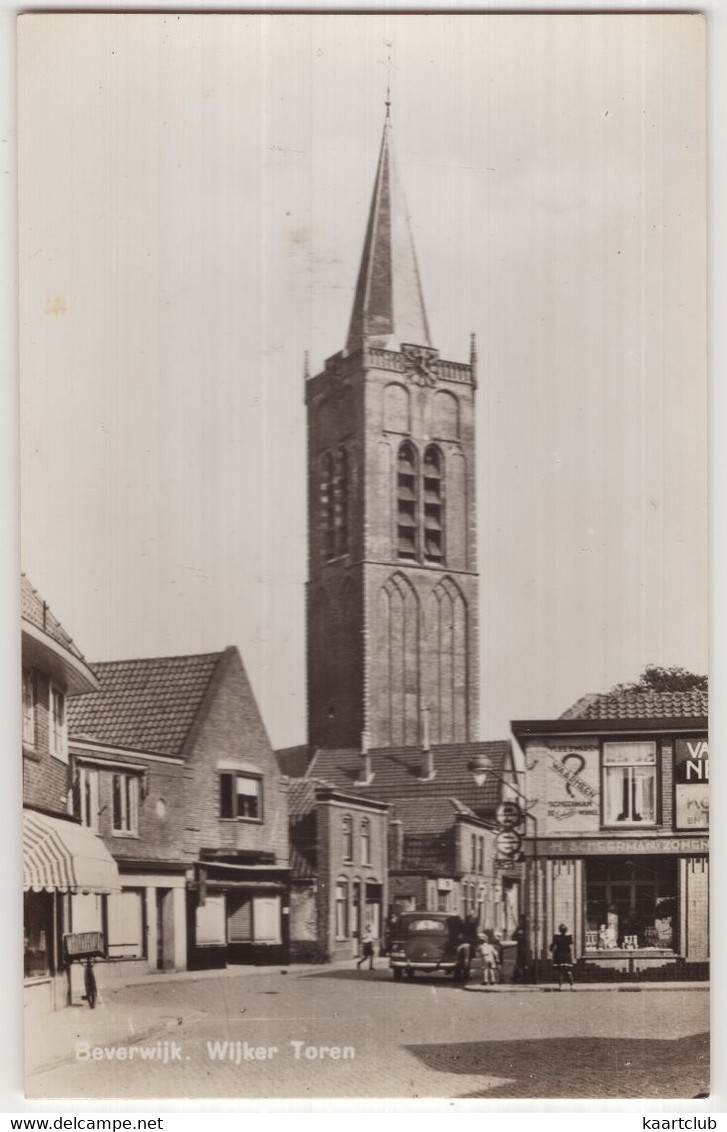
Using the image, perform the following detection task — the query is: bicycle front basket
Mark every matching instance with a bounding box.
[63,931,104,959]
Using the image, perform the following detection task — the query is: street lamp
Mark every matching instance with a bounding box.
[469,752,539,984]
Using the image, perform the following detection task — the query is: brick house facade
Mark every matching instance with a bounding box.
[68,646,291,979]
[512,686,708,981]
[22,576,119,1014]
[288,779,388,962]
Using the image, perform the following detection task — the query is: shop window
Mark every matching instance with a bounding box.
[49,685,67,763]
[342,814,353,861]
[585,857,677,951]
[253,895,282,944]
[196,894,226,946]
[112,773,140,834]
[24,891,54,978]
[335,879,349,938]
[360,818,371,865]
[602,741,657,826]
[107,889,145,958]
[23,670,35,748]
[220,772,262,821]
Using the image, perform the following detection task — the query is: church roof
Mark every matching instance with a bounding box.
[345,113,431,355]
[307,741,511,821]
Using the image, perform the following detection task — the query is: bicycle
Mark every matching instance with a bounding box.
[63,931,103,1009]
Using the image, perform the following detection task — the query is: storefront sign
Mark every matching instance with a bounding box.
[496,800,523,830]
[541,746,600,834]
[675,739,709,830]
[495,829,522,859]
[494,859,524,878]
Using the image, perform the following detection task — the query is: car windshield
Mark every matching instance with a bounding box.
[404,919,447,933]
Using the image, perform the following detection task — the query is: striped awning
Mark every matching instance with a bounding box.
[23,810,120,895]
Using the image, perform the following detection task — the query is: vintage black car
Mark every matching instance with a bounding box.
[388,912,480,982]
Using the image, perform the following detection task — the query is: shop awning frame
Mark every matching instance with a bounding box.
[23,809,121,895]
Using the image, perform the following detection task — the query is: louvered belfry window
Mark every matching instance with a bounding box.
[396,442,418,560]
[423,445,444,563]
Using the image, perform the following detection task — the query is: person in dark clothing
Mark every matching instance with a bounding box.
[549,922,575,989]
[512,915,528,983]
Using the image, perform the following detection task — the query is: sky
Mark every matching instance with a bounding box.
[18,13,707,748]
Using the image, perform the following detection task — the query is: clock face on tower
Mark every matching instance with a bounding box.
[401,344,439,387]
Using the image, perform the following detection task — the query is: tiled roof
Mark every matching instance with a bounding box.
[276,745,312,778]
[21,574,88,663]
[68,652,224,757]
[562,688,708,721]
[309,742,510,821]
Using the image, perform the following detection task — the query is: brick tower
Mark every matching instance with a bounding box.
[306,107,479,751]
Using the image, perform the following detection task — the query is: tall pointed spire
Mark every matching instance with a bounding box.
[345,112,431,355]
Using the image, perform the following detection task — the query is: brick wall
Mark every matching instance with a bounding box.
[183,648,289,865]
[683,856,709,961]
[317,798,388,959]
[23,671,71,816]
[69,749,191,864]
[306,355,480,751]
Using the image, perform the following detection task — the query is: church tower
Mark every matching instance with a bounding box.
[306,106,479,751]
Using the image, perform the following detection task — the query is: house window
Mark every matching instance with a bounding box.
[361,818,371,865]
[335,879,349,938]
[603,742,657,826]
[423,445,444,563]
[437,889,451,913]
[107,889,145,958]
[220,773,262,821]
[22,670,35,747]
[112,773,140,834]
[49,685,67,763]
[342,814,353,861]
[396,442,418,561]
[478,837,484,874]
[77,767,99,831]
[470,833,477,872]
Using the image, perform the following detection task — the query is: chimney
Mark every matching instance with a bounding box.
[388,819,404,870]
[354,730,374,787]
[418,705,436,782]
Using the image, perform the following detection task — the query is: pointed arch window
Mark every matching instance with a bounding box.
[423,445,444,563]
[321,453,335,560]
[396,442,418,561]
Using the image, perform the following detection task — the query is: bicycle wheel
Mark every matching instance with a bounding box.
[84,961,97,1009]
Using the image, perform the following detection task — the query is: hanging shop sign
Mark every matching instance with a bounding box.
[495,829,522,859]
[674,739,709,830]
[496,800,523,830]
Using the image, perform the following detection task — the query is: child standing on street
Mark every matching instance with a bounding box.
[480,934,500,987]
[356,923,376,971]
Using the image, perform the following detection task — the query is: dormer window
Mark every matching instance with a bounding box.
[49,685,67,763]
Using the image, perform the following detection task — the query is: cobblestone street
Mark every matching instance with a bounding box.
[26,967,709,1100]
